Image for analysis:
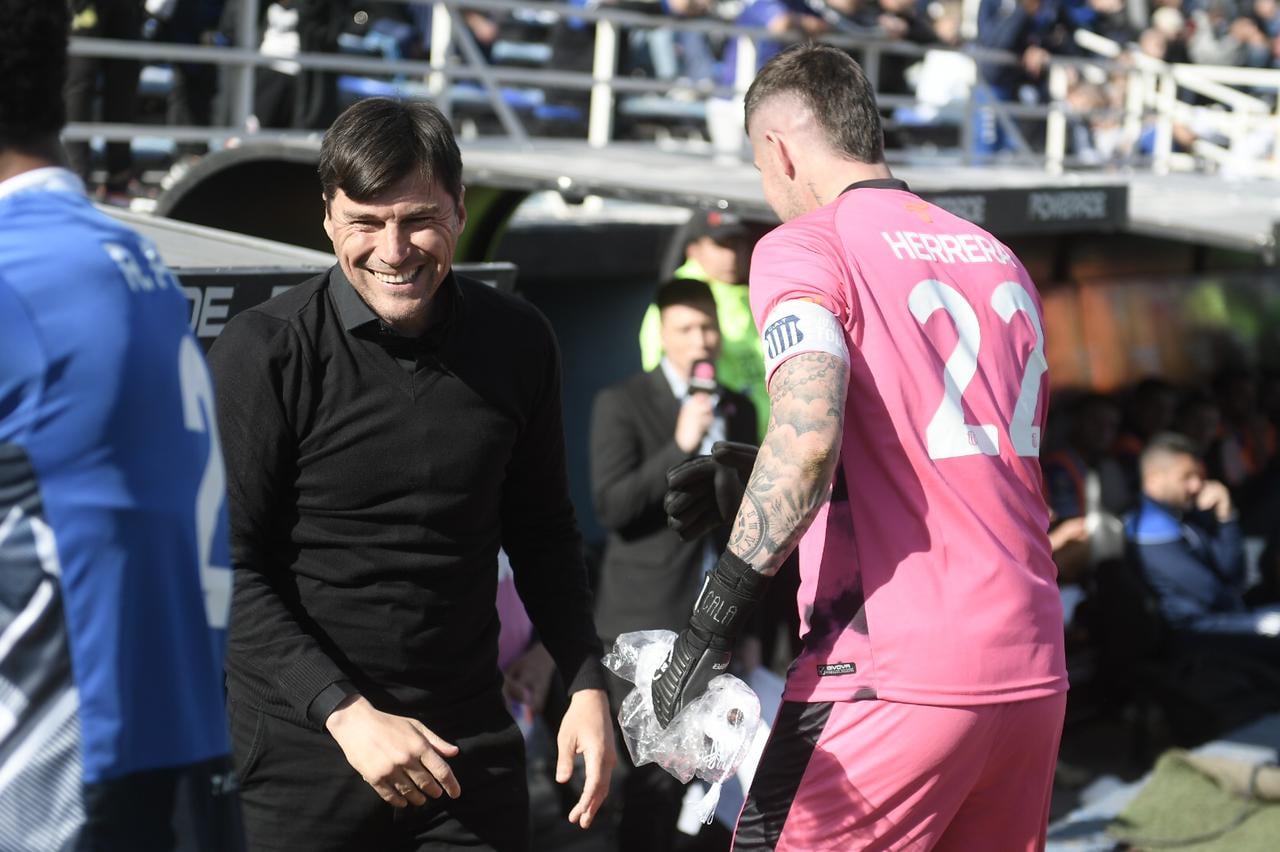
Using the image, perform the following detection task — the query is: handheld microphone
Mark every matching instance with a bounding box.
[689,359,717,395]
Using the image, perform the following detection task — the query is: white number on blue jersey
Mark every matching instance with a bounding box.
[178,336,231,629]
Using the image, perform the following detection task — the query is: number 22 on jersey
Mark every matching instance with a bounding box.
[908,279,1047,461]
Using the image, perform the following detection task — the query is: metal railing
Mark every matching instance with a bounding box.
[1074,29,1280,178]
[62,0,1280,178]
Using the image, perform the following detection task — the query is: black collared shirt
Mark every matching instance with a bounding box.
[209,266,604,731]
[331,266,461,373]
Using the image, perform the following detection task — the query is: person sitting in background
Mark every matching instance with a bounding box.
[1126,433,1280,664]
[1127,432,1245,628]
[975,0,1077,153]
[649,0,719,83]
[1043,394,1131,569]
[865,0,940,95]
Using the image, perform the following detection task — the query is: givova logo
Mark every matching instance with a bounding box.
[817,662,856,676]
[764,314,804,359]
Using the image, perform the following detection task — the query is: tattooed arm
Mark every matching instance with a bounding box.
[727,352,849,576]
[650,349,849,726]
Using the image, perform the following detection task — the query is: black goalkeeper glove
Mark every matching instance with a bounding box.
[651,552,771,728]
[664,441,760,541]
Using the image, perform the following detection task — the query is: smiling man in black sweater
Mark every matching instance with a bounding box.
[207,97,614,852]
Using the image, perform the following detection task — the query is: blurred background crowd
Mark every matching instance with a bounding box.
[69,0,1280,203]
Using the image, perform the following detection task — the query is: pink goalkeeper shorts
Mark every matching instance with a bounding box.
[733,692,1067,851]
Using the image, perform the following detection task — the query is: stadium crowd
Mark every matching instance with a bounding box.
[68,0,1280,201]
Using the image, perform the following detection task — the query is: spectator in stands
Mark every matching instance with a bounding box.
[896,3,975,137]
[871,0,941,94]
[401,0,501,62]
[1189,0,1264,66]
[252,0,305,128]
[1128,433,1245,626]
[245,0,344,130]
[1044,393,1133,520]
[1126,432,1280,663]
[65,0,142,204]
[725,0,869,89]
[977,0,1076,98]
[150,0,225,163]
[1151,7,1191,63]
[1254,0,1280,37]
[1044,394,1131,577]
[975,0,1077,152]
[1073,0,1135,43]
[1065,79,1113,163]
[650,0,719,83]
[591,278,758,852]
[1138,25,1170,60]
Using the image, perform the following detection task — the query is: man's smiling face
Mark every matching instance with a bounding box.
[323,172,466,336]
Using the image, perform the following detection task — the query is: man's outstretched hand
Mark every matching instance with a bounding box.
[664,441,759,541]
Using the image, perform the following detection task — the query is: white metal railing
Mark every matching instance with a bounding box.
[1074,29,1280,179]
[67,0,1280,177]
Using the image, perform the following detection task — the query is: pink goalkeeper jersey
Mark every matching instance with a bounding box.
[751,180,1067,706]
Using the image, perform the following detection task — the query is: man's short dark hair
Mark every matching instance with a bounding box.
[655,278,717,315]
[0,1,69,152]
[318,98,462,204]
[744,43,884,165]
[1140,432,1199,474]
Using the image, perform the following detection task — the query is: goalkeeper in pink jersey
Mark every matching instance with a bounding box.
[652,44,1068,851]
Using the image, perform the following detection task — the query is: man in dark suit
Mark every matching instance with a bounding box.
[589,278,757,852]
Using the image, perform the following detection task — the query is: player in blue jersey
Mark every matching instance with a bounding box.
[0,3,243,849]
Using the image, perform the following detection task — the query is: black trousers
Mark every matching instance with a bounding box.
[229,698,529,852]
[78,755,245,852]
[64,0,141,190]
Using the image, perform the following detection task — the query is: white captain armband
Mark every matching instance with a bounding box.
[760,300,850,383]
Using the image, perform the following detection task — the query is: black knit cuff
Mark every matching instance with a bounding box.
[277,654,349,722]
[564,654,607,695]
[306,680,358,726]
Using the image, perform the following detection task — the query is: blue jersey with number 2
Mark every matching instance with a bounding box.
[0,170,231,841]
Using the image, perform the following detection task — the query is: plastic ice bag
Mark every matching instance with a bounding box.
[602,630,762,824]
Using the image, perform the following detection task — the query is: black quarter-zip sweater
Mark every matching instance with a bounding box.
[208,266,604,731]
